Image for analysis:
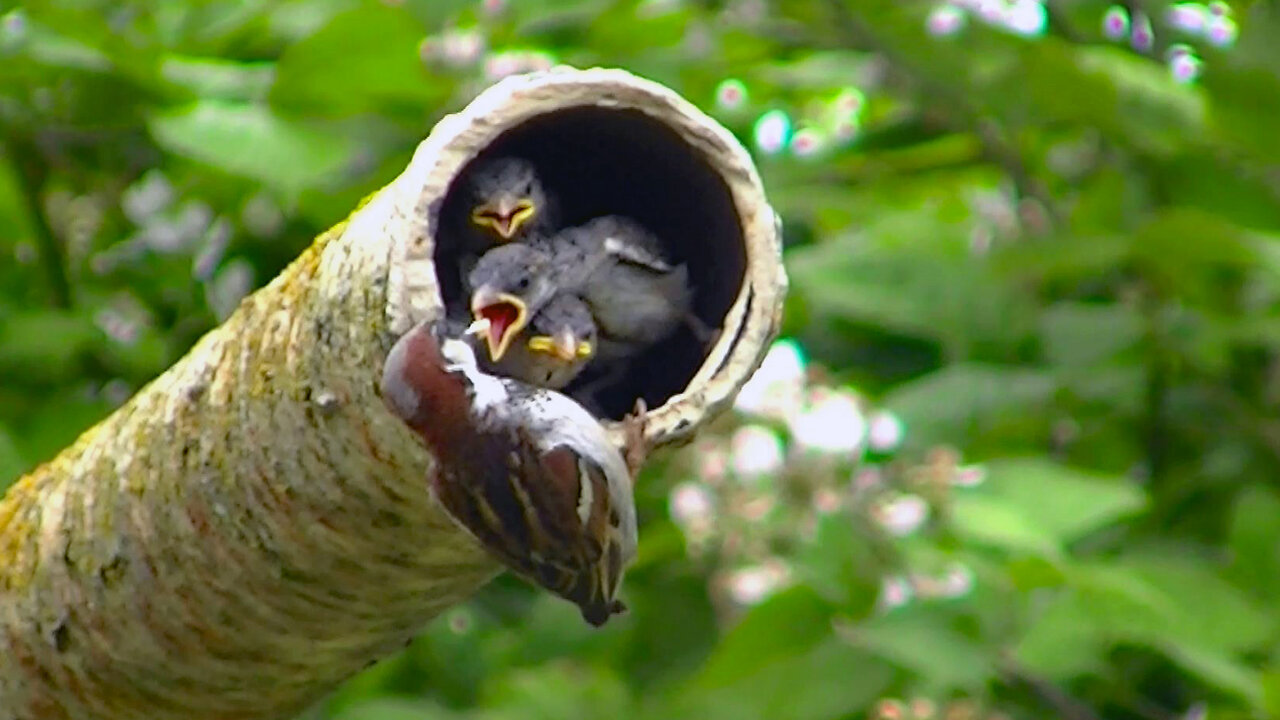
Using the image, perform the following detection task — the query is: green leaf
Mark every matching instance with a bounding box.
[1227,486,1280,603]
[1013,592,1108,680]
[949,494,1062,556]
[690,585,835,689]
[756,52,879,90]
[270,4,443,115]
[0,310,99,380]
[1208,66,1280,163]
[148,100,355,193]
[793,513,882,613]
[1117,554,1273,654]
[1162,645,1264,708]
[786,214,1032,357]
[1039,302,1143,368]
[1158,154,1280,234]
[619,567,720,690]
[850,608,995,690]
[981,458,1147,545]
[883,364,1056,446]
[16,385,115,470]
[1131,208,1262,285]
[1016,41,1207,157]
[159,55,275,102]
[332,698,458,720]
[1064,561,1182,642]
[0,424,28,490]
[668,637,892,720]
[478,663,634,720]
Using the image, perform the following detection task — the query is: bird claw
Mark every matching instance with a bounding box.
[622,397,649,478]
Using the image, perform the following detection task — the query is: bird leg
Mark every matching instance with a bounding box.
[621,397,649,478]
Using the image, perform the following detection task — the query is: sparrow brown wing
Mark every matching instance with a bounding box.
[431,424,624,626]
[535,441,629,626]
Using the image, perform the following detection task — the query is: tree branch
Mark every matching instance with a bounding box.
[0,194,501,720]
[0,68,785,720]
[3,132,73,309]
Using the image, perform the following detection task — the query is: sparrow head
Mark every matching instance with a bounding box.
[467,244,558,362]
[468,157,547,241]
[526,294,596,364]
[381,319,470,438]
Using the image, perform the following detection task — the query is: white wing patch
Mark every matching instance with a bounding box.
[440,338,508,410]
[603,236,672,272]
[576,458,594,525]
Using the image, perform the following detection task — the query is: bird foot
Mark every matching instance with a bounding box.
[622,397,649,478]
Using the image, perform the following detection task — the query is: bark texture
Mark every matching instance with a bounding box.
[0,200,500,719]
[0,67,785,720]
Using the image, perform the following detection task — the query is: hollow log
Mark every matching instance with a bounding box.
[0,67,786,720]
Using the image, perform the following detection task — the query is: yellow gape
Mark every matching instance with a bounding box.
[528,335,594,362]
[470,200,536,240]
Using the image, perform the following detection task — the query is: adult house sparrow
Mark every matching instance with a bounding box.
[467,292,598,390]
[463,157,557,248]
[380,320,647,626]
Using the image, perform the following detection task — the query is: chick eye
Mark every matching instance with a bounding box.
[516,276,531,291]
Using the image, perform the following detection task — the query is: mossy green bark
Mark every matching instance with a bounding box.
[0,188,498,720]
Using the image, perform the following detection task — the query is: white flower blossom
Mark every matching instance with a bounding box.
[735,339,806,420]
[926,3,966,36]
[812,488,843,514]
[866,410,905,452]
[726,562,791,606]
[730,424,785,480]
[1002,0,1046,36]
[938,562,976,598]
[873,493,929,537]
[752,109,791,155]
[789,388,866,454]
[878,574,913,611]
[669,481,716,529]
[951,464,987,487]
[714,78,748,111]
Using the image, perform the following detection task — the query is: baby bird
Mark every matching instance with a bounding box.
[546,215,705,361]
[464,157,556,249]
[465,242,562,364]
[468,293,598,390]
[381,320,644,627]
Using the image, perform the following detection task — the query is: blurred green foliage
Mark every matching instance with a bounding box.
[3,0,1280,718]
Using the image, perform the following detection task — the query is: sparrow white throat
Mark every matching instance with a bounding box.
[439,337,509,409]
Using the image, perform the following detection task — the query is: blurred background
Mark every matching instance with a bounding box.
[2,0,1279,718]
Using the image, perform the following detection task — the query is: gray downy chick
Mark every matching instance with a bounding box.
[465,242,564,367]
[470,293,599,390]
[541,215,701,361]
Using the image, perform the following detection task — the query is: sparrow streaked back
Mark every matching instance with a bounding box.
[381,321,637,627]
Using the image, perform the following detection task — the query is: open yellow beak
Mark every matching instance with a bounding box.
[469,285,530,361]
[470,198,536,241]
[527,327,593,363]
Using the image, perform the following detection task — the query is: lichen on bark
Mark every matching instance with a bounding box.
[0,193,499,720]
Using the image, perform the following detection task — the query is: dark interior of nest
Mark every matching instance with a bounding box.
[433,106,747,421]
